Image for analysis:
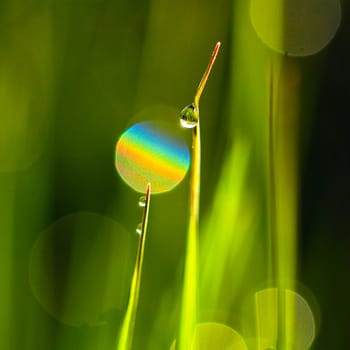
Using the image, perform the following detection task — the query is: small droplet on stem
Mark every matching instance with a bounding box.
[178,42,221,350]
[180,104,199,128]
[138,196,146,207]
[136,223,142,235]
[117,182,151,350]
[179,42,221,129]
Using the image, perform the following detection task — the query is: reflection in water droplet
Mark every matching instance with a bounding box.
[180,104,199,128]
[29,212,133,327]
[136,223,142,235]
[138,196,146,207]
[115,121,190,193]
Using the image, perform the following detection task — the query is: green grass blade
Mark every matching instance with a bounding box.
[178,43,220,350]
[117,183,151,350]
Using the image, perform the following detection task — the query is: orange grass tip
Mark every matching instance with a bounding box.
[194,42,221,107]
[180,42,221,128]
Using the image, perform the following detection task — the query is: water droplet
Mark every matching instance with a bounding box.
[180,104,199,128]
[138,196,146,207]
[136,223,142,235]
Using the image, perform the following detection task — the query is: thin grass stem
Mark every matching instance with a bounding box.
[267,60,277,284]
[117,183,151,350]
[178,43,221,350]
[194,42,221,108]
[267,60,286,350]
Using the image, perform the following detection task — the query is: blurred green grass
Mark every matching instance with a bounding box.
[0,1,349,349]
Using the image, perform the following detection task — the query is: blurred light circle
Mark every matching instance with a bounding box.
[254,288,316,349]
[170,323,248,350]
[115,121,190,193]
[192,323,248,350]
[29,212,133,326]
[250,0,341,56]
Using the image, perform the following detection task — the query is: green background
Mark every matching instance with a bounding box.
[0,0,349,349]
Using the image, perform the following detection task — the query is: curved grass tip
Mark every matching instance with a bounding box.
[194,42,221,107]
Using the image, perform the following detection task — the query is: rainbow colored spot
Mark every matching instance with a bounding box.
[115,121,190,193]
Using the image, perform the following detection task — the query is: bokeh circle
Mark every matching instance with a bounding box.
[170,322,248,350]
[29,212,134,326]
[253,288,316,349]
[115,121,190,194]
[250,0,341,56]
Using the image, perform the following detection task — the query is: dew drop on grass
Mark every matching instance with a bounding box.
[136,223,142,235]
[138,196,146,207]
[180,104,199,128]
[115,121,190,193]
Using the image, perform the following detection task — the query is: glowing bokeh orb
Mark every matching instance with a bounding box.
[170,322,248,350]
[29,212,133,326]
[254,288,316,349]
[115,121,190,193]
[192,323,248,350]
[250,0,341,56]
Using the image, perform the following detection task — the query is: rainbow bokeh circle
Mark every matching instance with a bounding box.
[115,121,190,193]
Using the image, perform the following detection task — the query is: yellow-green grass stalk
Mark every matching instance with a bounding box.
[117,183,151,350]
[265,58,300,349]
[178,42,221,350]
[276,59,300,349]
[266,59,286,350]
[199,137,252,308]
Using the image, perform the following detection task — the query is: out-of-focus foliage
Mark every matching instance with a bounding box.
[0,0,349,349]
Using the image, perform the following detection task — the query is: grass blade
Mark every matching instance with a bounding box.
[117,183,151,350]
[178,43,221,350]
